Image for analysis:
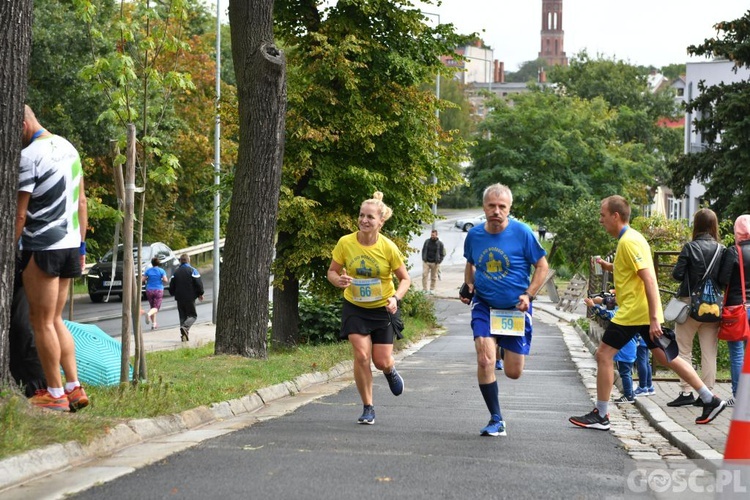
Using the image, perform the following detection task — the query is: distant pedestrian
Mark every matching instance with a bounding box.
[327,191,411,425]
[16,105,89,412]
[421,229,445,294]
[142,257,168,330]
[169,254,204,342]
[538,224,547,241]
[460,183,549,437]
[569,196,726,431]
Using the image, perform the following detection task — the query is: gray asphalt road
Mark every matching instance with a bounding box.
[72,300,630,500]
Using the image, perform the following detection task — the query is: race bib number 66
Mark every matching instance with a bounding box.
[490,309,525,336]
[351,278,383,302]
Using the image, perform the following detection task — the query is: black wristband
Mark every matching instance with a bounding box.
[523,291,534,302]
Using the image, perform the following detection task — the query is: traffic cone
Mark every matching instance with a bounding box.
[719,342,750,499]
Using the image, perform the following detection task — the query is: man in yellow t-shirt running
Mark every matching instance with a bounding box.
[569,195,726,430]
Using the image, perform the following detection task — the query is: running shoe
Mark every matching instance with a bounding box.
[495,359,504,371]
[613,395,635,404]
[647,386,656,395]
[480,415,506,436]
[65,385,90,412]
[180,326,189,342]
[384,367,404,396]
[569,408,610,430]
[30,390,69,412]
[667,392,696,407]
[695,396,727,424]
[358,405,375,425]
[726,397,735,408]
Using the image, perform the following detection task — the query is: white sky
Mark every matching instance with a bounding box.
[417,0,749,71]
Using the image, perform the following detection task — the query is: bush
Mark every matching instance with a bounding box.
[297,295,343,345]
[401,289,437,327]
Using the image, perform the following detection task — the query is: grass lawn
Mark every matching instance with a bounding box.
[0,317,436,461]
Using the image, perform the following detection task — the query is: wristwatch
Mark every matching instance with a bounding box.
[522,291,535,302]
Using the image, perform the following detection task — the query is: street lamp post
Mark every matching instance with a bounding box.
[212,0,221,323]
[424,11,440,230]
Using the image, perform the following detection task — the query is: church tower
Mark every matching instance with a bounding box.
[539,0,568,67]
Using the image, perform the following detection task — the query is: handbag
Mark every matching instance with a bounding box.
[718,245,750,341]
[664,296,689,324]
[689,244,724,323]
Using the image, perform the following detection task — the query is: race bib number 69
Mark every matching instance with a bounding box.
[490,309,525,336]
[351,278,383,302]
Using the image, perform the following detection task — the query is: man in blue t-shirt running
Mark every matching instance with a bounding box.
[460,183,549,437]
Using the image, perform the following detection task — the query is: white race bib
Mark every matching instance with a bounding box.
[490,308,525,336]
[351,278,383,302]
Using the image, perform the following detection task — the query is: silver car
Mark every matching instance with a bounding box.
[455,214,486,232]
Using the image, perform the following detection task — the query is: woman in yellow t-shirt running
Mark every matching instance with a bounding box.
[327,191,411,425]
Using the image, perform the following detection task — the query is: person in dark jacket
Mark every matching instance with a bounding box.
[421,230,446,294]
[668,208,723,407]
[717,214,750,407]
[169,254,204,342]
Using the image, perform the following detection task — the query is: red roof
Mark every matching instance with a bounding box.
[656,117,685,128]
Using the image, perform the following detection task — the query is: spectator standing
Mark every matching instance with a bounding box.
[169,254,204,342]
[421,229,445,294]
[142,257,168,330]
[327,191,410,425]
[460,183,549,437]
[717,214,750,407]
[668,209,722,407]
[16,105,89,412]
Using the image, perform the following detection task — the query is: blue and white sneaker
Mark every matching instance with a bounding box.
[385,367,404,396]
[634,386,651,397]
[358,405,375,425]
[495,359,504,370]
[480,414,507,436]
[647,385,656,396]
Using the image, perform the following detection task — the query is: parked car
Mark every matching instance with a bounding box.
[86,242,180,303]
[455,214,486,232]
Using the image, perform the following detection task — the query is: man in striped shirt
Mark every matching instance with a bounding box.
[16,105,89,412]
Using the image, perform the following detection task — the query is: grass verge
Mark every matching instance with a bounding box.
[0,316,435,461]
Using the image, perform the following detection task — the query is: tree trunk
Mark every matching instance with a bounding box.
[216,0,285,357]
[0,1,32,389]
[271,264,300,348]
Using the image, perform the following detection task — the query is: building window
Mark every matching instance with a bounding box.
[676,88,684,97]
[668,197,683,220]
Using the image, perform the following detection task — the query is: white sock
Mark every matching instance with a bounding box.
[697,386,713,403]
[65,381,80,392]
[48,387,65,398]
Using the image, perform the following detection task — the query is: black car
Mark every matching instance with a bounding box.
[86,242,180,303]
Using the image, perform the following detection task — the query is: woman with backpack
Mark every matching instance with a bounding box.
[668,208,724,408]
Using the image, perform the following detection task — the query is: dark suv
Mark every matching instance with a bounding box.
[86,242,180,303]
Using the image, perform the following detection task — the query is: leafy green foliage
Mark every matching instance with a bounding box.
[503,58,548,83]
[297,296,343,345]
[400,290,437,327]
[469,89,658,222]
[272,0,472,306]
[667,11,750,220]
[545,199,611,273]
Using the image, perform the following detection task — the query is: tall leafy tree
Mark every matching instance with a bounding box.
[215,0,285,357]
[469,89,658,222]
[270,0,470,345]
[667,11,750,219]
[0,0,33,389]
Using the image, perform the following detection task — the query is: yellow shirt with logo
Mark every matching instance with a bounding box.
[612,228,664,326]
[332,232,404,309]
